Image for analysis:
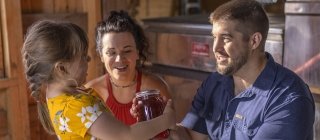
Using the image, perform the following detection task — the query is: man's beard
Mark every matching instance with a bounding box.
[216,51,248,76]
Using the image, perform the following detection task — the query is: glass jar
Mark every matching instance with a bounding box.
[136,89,170,139]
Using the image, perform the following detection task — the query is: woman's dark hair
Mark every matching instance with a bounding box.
[95,10,149,67]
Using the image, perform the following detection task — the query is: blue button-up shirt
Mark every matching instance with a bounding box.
[181,53,315,140]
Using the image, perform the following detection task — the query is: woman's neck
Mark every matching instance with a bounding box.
[109,71,137,88]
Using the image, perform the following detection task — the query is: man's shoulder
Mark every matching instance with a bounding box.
[274,64,306,88]
[271,64,313,99]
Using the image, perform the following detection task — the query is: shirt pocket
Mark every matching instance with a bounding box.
[233,117,260,137]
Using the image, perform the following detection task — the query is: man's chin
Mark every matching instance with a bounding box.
[216,66,233,76]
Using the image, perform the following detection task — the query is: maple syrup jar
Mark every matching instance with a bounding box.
[136,89,170,139]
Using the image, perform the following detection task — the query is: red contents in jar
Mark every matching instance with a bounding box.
[136,89,170,139]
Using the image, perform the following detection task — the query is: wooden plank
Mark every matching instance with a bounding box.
[116,0,128,10]
[0,109,8,137]
[0,89,7,109]
[0,135,10,140]
[67,0,83,13]
[82,0,88,13]
[0,90,8,138]
[42,0,54,13]
[85,0,104,81]
[0,12,4,79]
[29,0,43,13]
[20,0,32,13]
[22,13,88,34]
[1,0,24,79]
[6,86,30,140]
[102,0,118,18]
[0,79,17,89]
[54,0,68,13]
[1,0,30,140]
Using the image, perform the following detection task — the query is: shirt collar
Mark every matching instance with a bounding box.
[251,52,277,97]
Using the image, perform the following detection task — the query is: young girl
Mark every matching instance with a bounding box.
[22,20,175,140]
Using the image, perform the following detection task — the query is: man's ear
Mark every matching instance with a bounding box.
[250,32,262,50]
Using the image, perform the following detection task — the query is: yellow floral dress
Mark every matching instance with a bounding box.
[47,88,108,140]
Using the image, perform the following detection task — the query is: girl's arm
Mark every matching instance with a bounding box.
[88,99,175,140]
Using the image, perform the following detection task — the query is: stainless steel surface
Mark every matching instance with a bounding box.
[148,32,215,73]
[285,2,320,139]
[285,2,320,14]
[144,14,285,72]
[143,15,212,35]
[284,2,320,88]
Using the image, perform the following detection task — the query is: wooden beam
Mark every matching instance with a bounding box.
[22,13,88,34]
[0,10,4,78]
[6,86,29,140]
[0,109,8,137]
[1,0,30,139]
[0,79,17,89]
[85,0,104,81]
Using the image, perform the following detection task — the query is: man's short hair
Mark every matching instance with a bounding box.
[210,0,269,47]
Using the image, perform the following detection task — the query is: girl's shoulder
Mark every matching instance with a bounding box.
[48,90,102,107]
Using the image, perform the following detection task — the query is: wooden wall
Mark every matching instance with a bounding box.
[0,0,30,139]
[102,0,179,23]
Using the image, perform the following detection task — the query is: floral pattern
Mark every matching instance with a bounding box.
[59,117,71,133]
[76,103,103,128]
[48,89,107,140]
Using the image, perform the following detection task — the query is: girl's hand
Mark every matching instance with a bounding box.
[163,99,176,129]
[130,97,141,119]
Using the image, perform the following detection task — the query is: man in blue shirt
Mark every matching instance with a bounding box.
[131,0,315,139]
[178,0,315,139]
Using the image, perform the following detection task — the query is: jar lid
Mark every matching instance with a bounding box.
[136,89,160,98]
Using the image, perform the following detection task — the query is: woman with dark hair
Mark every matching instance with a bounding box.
[85,11,171,125]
